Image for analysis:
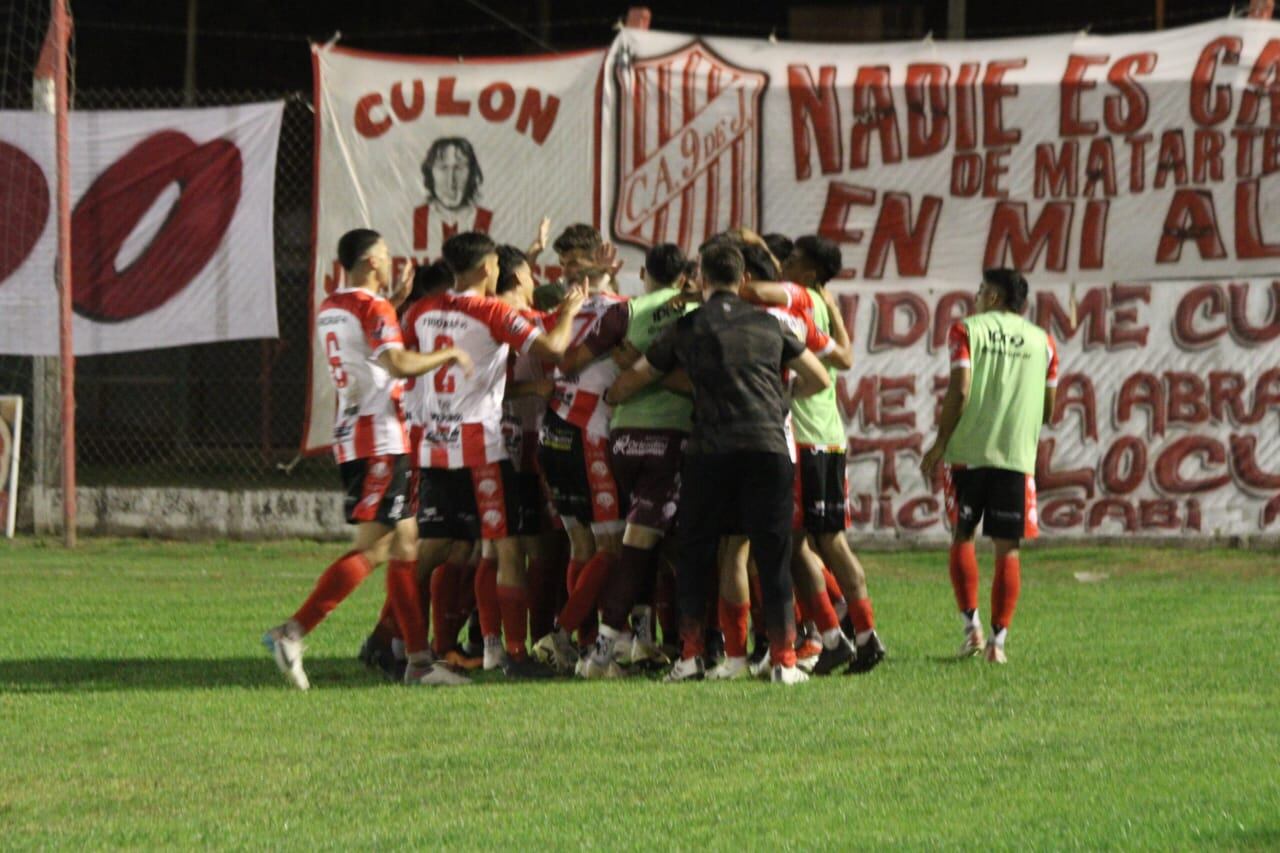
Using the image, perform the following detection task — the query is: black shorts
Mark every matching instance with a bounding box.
[537,410,621,529]
[417,460,524,541]
[945,465,1040,541]
[340,454,412,527]
[609,428,685,534]
[795,447,851,533]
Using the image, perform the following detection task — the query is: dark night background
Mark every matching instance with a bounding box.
[6,0,1245,93]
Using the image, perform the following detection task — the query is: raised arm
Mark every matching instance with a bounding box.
[379,345,473,380]
[527,285,586,363]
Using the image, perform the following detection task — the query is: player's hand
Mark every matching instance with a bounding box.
[597,241,623,278]
[451,347,474,378]
[920,443,945,487]
[529,216,551,257]
[389,262,414,308]
[560,282,586,316]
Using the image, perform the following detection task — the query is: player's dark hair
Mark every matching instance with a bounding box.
[763,233,793,265]
[336,228,381,272]
[698,231,742,253]
[644,243,686,286]
[409,260,454,302]
[741,244,779,282]
[442,231,496,275]
[421,137,482,206]
[699,244,745,289]
[496,244,529,295]
[793,234,843,285]
[982,268,1029,313]
[552,224,603,256]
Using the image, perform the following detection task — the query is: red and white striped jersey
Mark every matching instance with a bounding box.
[747,282,835,358]
[502,309,554,471]
[403,291,542,469]
[316,288,409,463]
[549,292,628,438]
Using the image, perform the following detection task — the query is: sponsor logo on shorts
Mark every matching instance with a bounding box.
[370,460,389,478]
[662,501,678,519]
[613,435,669,457]
[477,478,499,497]
[482,509,503,527]
[590,460,609,478]
[596,493,615,508]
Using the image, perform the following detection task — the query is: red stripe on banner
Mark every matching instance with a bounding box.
[704,158,720,239]
[413,205,428,251]
[327,44,604,65]
[657,62,672,144]
[653,205,668,246]
[461,422,488,469]
[567,390,599,429]
[474,207,493,233]
[354,415,376,459]
[730,138,742,228]
[472,462,509,540]
[683,50,700,121]
[678,187,694,250]
[678,51,699,250]
[708,66,722,100]
[592,55,604,231]
[633,65,647,170]
[302,45,327,457]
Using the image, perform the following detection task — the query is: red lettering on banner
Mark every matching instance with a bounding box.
[0,142,49,286]
[848,434,922,493]
[838,293,859,340]
[1139,500,1180,529]
[838,376,877,428]
[788,65,842,180]
[850,67,901,169]
[897,497,939,530]
[905,63,950,158]
[871,291,929,350]
[982,60,1025,147]
[1154,435,1230,494]
[1041,497,1085,528]
[1080,201,1108,270]
[391,80,425,122]
[1117,372,1166,437]
[950,152,982,197]
[1034,142,1077,199]
[479,82,517,123]
[515,88,560,145]
[1234,127,1259,178]
[983,148,1011,198]
[1192,130,1225,182]
[1110,283,1149,347]
[436,77,470,116]
[1190,37,1242,127]
[1154,130,1189,188]
[817,182,874,249]
[1165,372,1209,424]
[1083,138,1118,197]
[1237,38,1280,126]
[1156,190,1225,263]
[932,374,949,425]
[1235,180,1280,259]
[354,92,392,137]
[1264,129,1280,174]
[1228,281,1280,343]
[1054,374,1098,440]
[1209,371,1251,423]
[1174,284,1228,347]
[1102,435,1147,494]
[1060,54,1108,136]
[878,376,916,429]
[865,193,941,278]
[1088,499,1137,531]
[1037,287,1105,348]
[1127,133,1151,192]
[932,291,974,349]
[1252,368,1280,421]
[1036,438,1096,496]
[1264,494,1280,527]
[984,202,1072,272]
[1105,53,1156,134]
[955,63,979,151]
[1229,434,1280,491]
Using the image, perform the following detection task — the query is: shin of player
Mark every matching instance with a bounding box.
[922,268,1059,664]
[264,229,472,689]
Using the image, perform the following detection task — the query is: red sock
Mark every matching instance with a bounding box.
[497,583,530,658]
[557,552,613,632]
[768,631,798,668]
[748,574,764,637]
[292,550,373,633]
[822,566,845,606]
[430,562,462,655]
[848,598,876,634]
[804,591,840,633]
[565,559,585,599]
[387,559,428,654]
[474,558,501,637]
[992,553,1021,630]
[718,598,750,658]
[370,596,398,644]
[679,616,705,661]
[949,541,979,613]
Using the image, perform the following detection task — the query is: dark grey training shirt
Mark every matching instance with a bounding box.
[645,290,805,456]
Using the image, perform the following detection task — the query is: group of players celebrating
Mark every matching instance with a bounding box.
[264,219,1057,687]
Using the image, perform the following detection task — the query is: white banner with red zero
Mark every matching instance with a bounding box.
[603,20,1280,284]
[830,278,1280,539]
[0,103,282,355]
[305,44,605,455]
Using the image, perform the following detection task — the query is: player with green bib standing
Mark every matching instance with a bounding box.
[922,269,1060,664]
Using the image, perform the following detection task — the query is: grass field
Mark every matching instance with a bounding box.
[1,538,1277,849]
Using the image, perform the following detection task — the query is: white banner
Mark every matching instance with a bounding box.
[831,278,1280,539]
[0,103,282,355]
[0,396,21,538]
[604,20,1280,284]
[305,44,605,454]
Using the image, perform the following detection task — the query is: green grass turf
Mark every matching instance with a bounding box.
[0,538,1277,849]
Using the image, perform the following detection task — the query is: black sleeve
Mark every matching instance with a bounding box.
[779,326,806,367]
[645,323,681,373]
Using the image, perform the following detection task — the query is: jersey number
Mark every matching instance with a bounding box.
[324,332,348,389]
[433,335,456,394]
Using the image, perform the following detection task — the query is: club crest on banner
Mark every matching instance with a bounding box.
[611,40,767,253]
